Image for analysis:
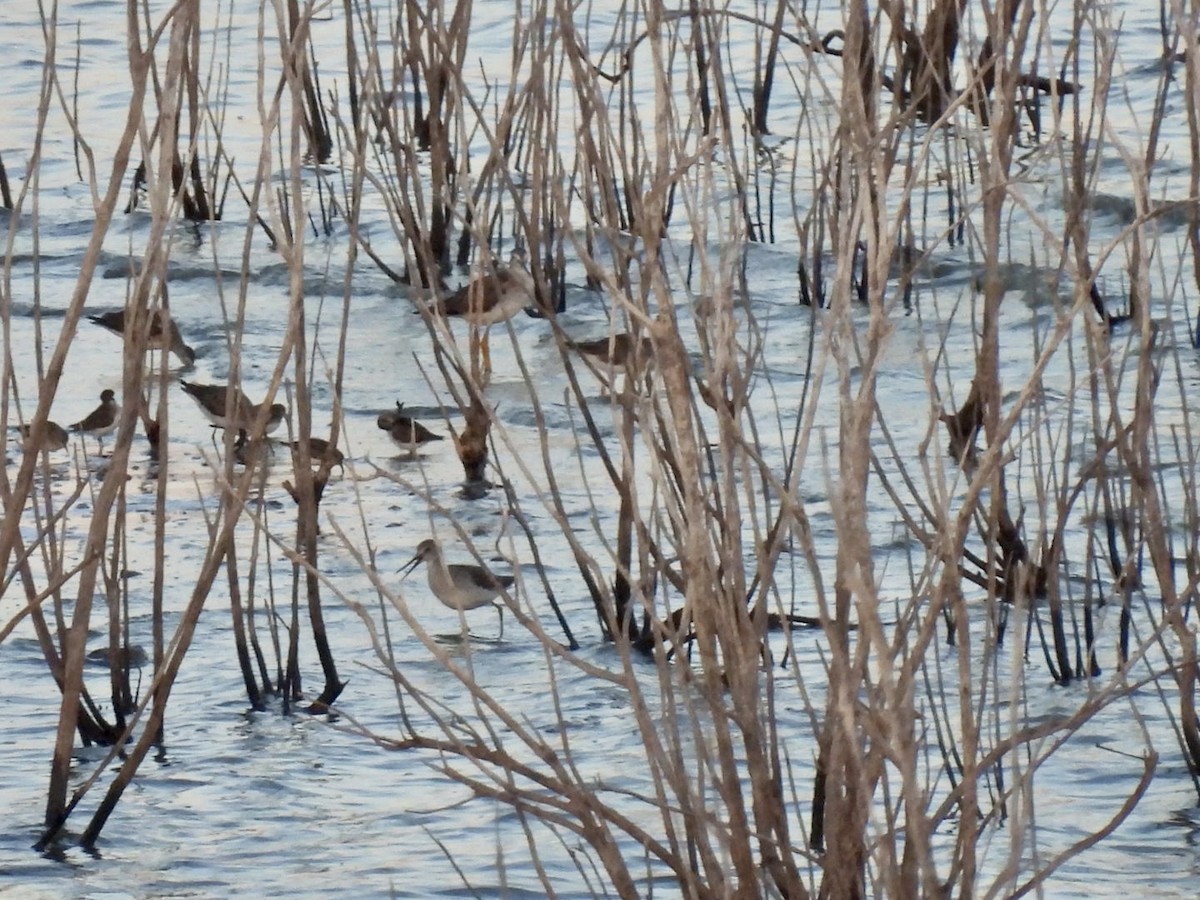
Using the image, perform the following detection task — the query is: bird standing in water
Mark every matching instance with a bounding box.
[88,308,196,367]
[430,249,536,377]
[180,380,286,446]
[287,437,345,472]
[21,420,70,454]
[376,402,443,455]
[566,331,653,389]
[70,389,121,454]
[400,538,515,639]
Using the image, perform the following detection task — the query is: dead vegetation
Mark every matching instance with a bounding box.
[1,0,1198,895]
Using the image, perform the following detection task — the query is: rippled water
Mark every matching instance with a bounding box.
[3,0,1200,897]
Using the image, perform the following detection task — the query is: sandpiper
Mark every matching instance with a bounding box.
[70,389,120,453]
[400,538,515,639]
[566,332,654,398]
[288,437,345,471]
[21,420,70,454]
[180,380,287,442]
[437,259,535,325]
[567,332,652,374]
[88,308,196,366]
[376,402,443,454]
[430,250,537,373]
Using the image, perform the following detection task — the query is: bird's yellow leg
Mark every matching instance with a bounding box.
[467,327,493,386]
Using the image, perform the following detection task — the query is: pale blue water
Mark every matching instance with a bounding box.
[2,1,1200,897]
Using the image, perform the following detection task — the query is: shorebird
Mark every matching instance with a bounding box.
[400,538,515,639]
[430,250,536,373]
[287,437,345,471]
[180,380,287,444]
[566,332,654,397]
[86,644,148,669]
[376,402,443,455]
[21,420,70,454]
[567,332,652,375]
[939,380,983,474]
[69,389,120,453]
[88,308,196,367]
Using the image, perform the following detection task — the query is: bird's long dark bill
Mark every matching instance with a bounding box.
[398,555,422,578]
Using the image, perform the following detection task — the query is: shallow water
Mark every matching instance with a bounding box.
[3,0,1200,897]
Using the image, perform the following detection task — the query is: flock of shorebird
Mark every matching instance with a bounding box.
[15,253,645,637]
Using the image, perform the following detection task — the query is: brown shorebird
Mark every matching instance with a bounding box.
[21,420,70,454]
[567,332,652,375]
[377,402,443,455]
[88,308,196,366]
[939,380,983,474]
[436,257,535,325]
[70,389,120,453]
[288,437,345,471]
[430,250,536,373]
[180,381,286,443]
[400,538,515,639]
[566,332,654,398]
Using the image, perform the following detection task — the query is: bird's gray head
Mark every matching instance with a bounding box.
[400,538,441,577]
[100,389,116,402]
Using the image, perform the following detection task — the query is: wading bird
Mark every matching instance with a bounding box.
[21,420,70,454]
[400,538,515,639]
[88,308,196,367]
[288,437,345,472]
[70,389,120,454]
[568,331,652,374]
[180,380,286,446]
[376,402,443,455]
[429,249,536,375]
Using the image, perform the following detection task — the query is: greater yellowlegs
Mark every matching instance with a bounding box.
[431,250,536,373]
[567,332,652,373]
[566,332,654,397]
[70,389,120,453]
[180,381,286,443]
[436,250,535,324]
[89,308,196,366]
[377,403,443,454]
[400,538,515,638]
